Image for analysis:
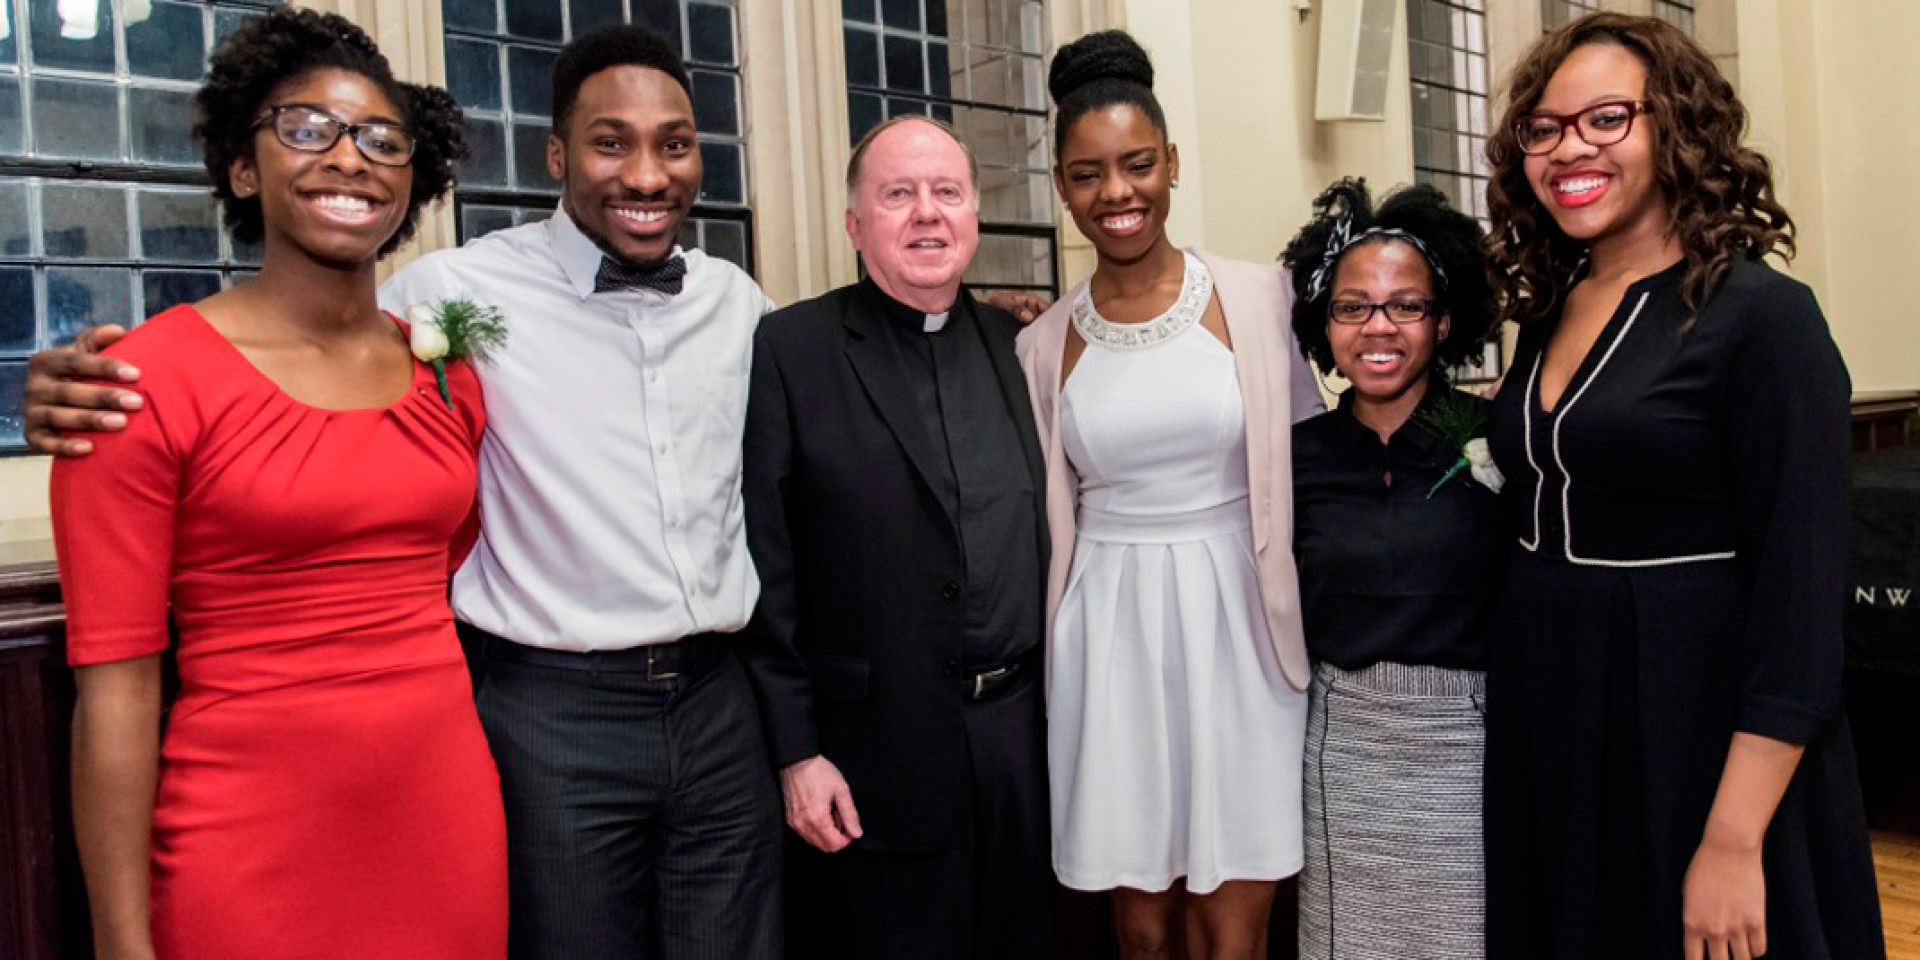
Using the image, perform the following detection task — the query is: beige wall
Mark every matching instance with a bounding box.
[1734,0,1920,392]
[1068,0,1414,286]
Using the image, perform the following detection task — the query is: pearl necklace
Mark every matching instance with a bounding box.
[1070,251,1213,351]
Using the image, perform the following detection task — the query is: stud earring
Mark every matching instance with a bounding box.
[1172,178,1181,189]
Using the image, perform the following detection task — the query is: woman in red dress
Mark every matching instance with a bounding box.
[52,10,505,960]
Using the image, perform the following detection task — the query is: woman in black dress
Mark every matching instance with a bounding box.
[1284,179,1504,960]
[1482,13,1883,960]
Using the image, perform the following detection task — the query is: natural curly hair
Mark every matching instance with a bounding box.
[1281,178,1496,378]
[194,7,466,257]
[1485,12,1793,328]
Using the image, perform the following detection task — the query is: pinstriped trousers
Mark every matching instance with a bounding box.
[476,637,783,960]
[1300,660,1487,960]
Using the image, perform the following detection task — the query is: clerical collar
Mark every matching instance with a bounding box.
[865,277,958,334]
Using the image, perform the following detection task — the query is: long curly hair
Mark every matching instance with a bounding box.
[195,7,466,257]
[1282,178,1495,378]
[1485,13,1793,328]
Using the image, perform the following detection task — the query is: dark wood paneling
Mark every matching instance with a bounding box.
[0,554,85,960]
[1854,391,1920,453]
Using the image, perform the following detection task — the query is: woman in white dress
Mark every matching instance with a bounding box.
[1015,30,1324,960]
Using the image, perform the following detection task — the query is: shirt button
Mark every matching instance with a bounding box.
[940,581,961,601]
[668,515,681,527]
[941,659,959,677]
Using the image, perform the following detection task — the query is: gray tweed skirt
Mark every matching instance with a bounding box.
[1300,660,1487,960]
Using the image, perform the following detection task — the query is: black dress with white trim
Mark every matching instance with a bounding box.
[1482,257,1885,960]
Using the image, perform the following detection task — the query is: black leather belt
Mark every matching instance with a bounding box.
[963,646,1040,700]
[473,627,729,681]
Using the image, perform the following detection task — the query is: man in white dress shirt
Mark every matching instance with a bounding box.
[374,26,782,960]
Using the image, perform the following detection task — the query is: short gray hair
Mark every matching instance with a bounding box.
[845,114,981,209]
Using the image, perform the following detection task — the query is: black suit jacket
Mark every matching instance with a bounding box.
[738,281,1048,854]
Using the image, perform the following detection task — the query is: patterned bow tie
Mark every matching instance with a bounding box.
[594,253,688,296]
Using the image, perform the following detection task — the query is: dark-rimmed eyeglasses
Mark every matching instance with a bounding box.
[1328,298,1435,326]
[252,105,416,167]
[1514,100,1649,156]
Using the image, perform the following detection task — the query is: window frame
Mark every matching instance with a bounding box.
[440,0,754,269]
[0,0,277,454]
[842,0,1059,297]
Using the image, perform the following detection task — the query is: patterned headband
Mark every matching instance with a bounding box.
[1303,221,1451,303]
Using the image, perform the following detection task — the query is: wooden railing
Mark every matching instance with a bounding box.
[1854,390,1920,453]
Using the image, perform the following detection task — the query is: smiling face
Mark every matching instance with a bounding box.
[1524,42,1669,255]
[843,119,980,313]
[1328,239,1449,406]
[549,64,701,265]
[229,68,413,269]
[1054,104,1177,266]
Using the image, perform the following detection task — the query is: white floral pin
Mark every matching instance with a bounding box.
[1462,437,1505,494]
[1417,389,1504,498]
[405,298,508,411]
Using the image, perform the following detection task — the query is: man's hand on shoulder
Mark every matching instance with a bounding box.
[779,755,863,854]
[24,325,144,457]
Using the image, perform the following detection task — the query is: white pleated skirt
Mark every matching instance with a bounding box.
[1048,499,1306,894]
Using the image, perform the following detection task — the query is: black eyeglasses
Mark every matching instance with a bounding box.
[1513,100,1649,156]
[252,105,416,167]
[1328,297,1435,326]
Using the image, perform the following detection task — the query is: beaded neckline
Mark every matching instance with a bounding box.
[1070,251,1214,351]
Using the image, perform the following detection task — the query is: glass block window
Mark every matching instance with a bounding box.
[1541,0,1600,31]
[1652,0,1695,35]
[842,0,1057,295]
[1407,0,1489,222]
[0,0,272,453]
[443,0,752,273]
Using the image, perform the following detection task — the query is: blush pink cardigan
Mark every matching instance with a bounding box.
[1014,250,1324,693]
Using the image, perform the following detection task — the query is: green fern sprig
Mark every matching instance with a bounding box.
[432,297,509,366]
[1414,388,1489,499]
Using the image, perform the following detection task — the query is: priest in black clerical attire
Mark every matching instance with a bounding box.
[736,116,1053,960]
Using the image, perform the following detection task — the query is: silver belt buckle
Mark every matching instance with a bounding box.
[971,666,1010,699]
[646,646,679,681]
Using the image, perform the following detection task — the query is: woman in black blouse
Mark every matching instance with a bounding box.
[1482,13,1883,960]
[1282,178,1502,959]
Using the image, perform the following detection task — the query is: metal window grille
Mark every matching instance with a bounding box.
[842,0,1056,296]
[0,0,276,453]
[1652,0,1695,35]
[442,0,752,272]
[1406,0,1501,382]
[1541,0,1601,31]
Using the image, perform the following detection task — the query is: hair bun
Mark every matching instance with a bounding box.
[1048,30,1154,107]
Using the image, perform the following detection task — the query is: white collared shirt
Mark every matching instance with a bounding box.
[379,207,775,650]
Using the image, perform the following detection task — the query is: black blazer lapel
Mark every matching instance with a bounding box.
[841,290,955,523]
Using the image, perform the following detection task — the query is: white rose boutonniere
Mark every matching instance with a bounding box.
[1463,437,1505,494]
[405,298,508,411]
[1417,389,1503,498]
